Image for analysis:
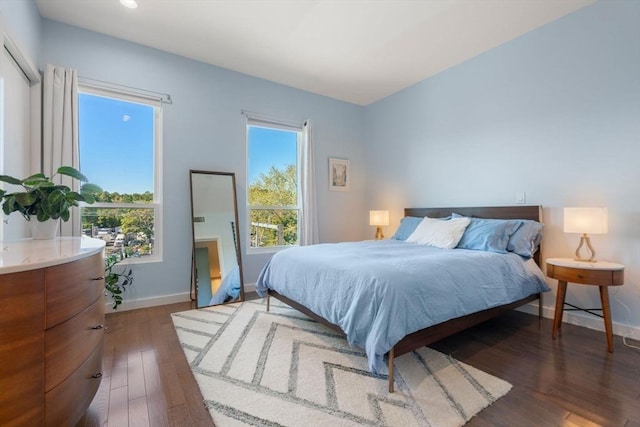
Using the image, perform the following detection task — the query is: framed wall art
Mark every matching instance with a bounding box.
[329,158,350,192]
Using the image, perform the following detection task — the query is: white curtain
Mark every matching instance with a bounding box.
[42,64,79,236]
[300,120,319,245]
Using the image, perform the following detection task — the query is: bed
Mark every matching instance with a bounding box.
[256,206,549,392]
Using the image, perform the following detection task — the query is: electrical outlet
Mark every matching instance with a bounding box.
[515,192,526,204]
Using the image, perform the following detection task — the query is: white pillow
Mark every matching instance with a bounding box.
[406,217,471,249]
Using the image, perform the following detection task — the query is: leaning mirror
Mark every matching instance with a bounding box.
[189,170,244,308]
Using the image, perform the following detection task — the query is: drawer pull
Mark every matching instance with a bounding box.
[577,275,584,279]
[91,324,105,330]
[92,276,105,281]
[91,372,103,379]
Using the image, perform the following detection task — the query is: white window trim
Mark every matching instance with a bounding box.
[78,84,163,263]
[245,117,303,254]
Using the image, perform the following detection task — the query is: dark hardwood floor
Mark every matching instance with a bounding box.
[79,297,640,427]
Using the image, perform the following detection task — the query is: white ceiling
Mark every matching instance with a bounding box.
[35,0,593,106]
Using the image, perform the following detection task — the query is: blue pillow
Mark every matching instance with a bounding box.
[452,213,521,253]
[507,220,543,258]
[392,216,423,240]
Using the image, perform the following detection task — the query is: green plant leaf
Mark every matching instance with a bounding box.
[81,193,96,204]
[57,166,88,182]
[68,192,85,202]
[22,174,48,186]
[0,175,23,185]
[2,198,16,215]
[14,192,37,207]
[81,183,102,193]
[48,189,65,206]
[36,209,50,222]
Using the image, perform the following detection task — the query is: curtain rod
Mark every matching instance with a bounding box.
[241,109,302,129]
[78,76,173,104]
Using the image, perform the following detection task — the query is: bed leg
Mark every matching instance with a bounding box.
[266,292,270,312]
[388,347,395,393]
[538,292,543,319]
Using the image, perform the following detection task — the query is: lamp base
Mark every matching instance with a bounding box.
[574,234,597,262]
[374,226,384,240]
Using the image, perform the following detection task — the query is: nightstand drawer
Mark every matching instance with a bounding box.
[547,264,623,286]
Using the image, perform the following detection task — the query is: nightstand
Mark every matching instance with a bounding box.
[546,258,624,352]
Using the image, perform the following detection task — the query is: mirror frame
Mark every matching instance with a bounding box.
[189,170,245,308]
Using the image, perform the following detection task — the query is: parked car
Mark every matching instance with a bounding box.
[96,231,113,245]
[114,234,125,247]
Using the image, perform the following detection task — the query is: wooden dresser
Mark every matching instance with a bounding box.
[0,237,106,426]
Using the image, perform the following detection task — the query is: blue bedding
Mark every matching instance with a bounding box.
[210,265,241,305]
[256,239,549,374]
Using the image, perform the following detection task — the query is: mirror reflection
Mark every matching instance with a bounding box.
[190,170,244,308]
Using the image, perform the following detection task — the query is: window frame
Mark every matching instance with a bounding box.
[77,84,163,264]
[246,118,303,254]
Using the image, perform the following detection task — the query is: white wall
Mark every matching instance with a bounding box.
[0,0,40,240]
[39,19,366,306]
[0,0,41,64]
[364,1,640,338]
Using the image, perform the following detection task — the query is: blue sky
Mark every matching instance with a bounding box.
[79,94,296,193]
[79,93,154,194]
[248,126,297,184]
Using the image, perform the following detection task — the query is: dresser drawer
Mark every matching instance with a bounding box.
[547,264,623,286]
[45,297,105,391]
[45,252,104,328]
[0,269,45,427]
[45,341,103,427]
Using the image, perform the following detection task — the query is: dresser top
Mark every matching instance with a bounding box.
[0,237,105,274]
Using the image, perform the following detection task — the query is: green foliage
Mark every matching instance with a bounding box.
[121,209,154,239]
[104,253,134,310]
[248,165,298,247]
[0,166,101,222]
[82,206,155,235]
[94,191,153,203]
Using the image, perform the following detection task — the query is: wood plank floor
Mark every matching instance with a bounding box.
[79,298,640,427]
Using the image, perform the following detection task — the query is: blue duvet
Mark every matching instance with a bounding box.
[256,239,550,374]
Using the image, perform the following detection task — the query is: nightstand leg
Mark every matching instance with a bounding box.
[599,286,614,352]
[552,280,567,339]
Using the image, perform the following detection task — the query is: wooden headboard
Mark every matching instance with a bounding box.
[404,205,542,265]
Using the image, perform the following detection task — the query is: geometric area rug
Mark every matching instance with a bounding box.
[171,300,512,427]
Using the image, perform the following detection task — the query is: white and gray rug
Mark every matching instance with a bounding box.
[171,300,511,427]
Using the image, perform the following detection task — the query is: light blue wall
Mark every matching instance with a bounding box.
[40,20,366,302]
[0,0,41,64]
[364,1,640,332]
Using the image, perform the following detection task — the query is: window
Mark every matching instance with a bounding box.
[78,86,162,261]
[247,119,302,250]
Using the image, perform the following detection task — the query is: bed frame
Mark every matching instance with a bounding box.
[266,205,543,392]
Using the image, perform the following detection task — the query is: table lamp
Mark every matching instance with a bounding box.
[563,207,608,262]
[369,210,389,240]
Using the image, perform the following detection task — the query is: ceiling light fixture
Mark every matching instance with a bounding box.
[120,0,138,9]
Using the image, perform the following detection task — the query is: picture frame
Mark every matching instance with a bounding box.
[328,157,350,192]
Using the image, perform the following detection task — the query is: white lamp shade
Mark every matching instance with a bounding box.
[369,210,389,226]
[563,207,608,234]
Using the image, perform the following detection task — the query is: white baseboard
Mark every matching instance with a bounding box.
[518,302,640,341]
[104,284,259,314]
[105,291,191,313]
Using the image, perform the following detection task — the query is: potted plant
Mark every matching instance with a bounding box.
[0,166,101,238]
[104,253,135,309]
